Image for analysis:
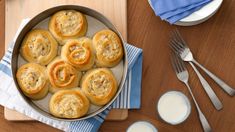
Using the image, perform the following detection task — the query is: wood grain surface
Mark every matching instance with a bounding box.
[1,0,235,131]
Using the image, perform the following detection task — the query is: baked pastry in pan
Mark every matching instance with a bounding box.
[61,37,95,71]
[49,10,87,45]
[81,68,117,105]
[16,63,49,100]
[49,89,90,118]
[20,29,58,65]
[47,57,82,93]
[92,29,123,67]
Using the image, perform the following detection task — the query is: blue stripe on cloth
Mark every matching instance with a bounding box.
[0,42,14,77]
[125,44,142,70]
[0,62,12,76]
[0,50,12,77]
[2,58,10,65]
[130,52,142,108]
[5,52,12,60]
[111,74,129,108]
[111,44,142,109]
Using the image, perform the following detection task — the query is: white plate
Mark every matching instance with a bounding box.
[148,0,223,26]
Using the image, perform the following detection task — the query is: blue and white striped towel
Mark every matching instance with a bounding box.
[0,20,143,132]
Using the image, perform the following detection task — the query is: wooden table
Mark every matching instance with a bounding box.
[1,0,235,131]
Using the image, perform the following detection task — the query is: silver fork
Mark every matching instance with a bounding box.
[170,30,235,97]
[171,54,212,132]
[170,30,229,111]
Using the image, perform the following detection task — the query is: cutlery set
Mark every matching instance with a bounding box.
[170,30,235,132]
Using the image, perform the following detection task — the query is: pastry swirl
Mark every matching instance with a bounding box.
[47,58,81,93]
[16,63,49,100]
[81,68,117,105]
[49,10,87,45]
[20,29,58,65]
[49,89,90,118]
[92,29,123,67]
[61,37,95,71]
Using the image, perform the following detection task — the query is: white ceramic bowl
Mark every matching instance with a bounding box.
[157,91,191,125]
[127,121,158,132]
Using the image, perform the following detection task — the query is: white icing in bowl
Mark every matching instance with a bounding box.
[127,121,158,132]
[157,91,191,125]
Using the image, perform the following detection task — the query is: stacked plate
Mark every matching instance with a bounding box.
[148,0,223,26]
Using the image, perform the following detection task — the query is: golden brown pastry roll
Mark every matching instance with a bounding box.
[49,89,90,118]
[20,29,58,65]
[47,58,82,93]
[16,63,49,100]
[49,10,87,45]
[81,68,118,105]
[92,29,123,67]
[61,37,95,71]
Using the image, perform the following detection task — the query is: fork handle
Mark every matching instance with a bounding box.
[192,59,235,96]
[185,83,212,132]
[198,110,212,132]
[189,62,223,110]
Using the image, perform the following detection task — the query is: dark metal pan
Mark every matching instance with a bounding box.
[11,5,128,121]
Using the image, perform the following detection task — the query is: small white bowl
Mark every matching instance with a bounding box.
[127,121,158,132]
[157,91,191,125]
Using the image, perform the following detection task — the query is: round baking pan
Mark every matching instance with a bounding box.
[11,5,128,121]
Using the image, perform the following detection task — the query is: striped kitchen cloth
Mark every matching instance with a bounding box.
[0,20,143,132]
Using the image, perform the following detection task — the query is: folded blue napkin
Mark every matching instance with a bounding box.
[0,42,142,132]
[149,0,212,24]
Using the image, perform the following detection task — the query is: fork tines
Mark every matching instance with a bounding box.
[171,53,186,74]
[171,29,187,46]
[169,29,188,54]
